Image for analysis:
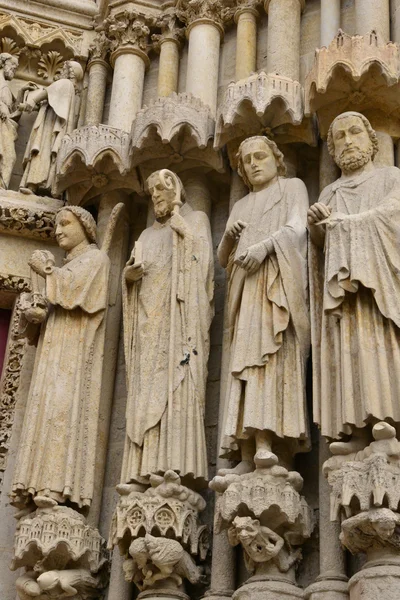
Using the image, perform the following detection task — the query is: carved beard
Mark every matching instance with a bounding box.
[336,147,373,173]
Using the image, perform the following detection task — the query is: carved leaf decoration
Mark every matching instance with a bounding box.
[37,50,64,80]
[0,37,21,56]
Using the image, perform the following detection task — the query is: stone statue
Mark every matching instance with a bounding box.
[11,206,111,510]
[308,111,400,455]
[121,169,214,486]
[217,135,310,473]
[0,53,19,189]
[19,60,83,197]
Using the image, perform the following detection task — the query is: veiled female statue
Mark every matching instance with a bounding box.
[217,136,310,474]
[11,206,111,509]
[121,169,214,487]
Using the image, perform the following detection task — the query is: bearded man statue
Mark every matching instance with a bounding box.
[308,111,400,454]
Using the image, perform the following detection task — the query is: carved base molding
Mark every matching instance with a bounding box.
[12,506,109,600]
[233,578,304,600]
[109,470,209,595]
[305,577,349,600]
[348,565,400,600]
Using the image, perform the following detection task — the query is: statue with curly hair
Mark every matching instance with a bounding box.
[11,206,111,510]
[217,136,310,474]
[308,111,400,455]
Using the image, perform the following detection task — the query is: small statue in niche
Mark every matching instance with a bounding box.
[308,111,400,455]
[0,53,31,189]
[11,204,122,510]
[18,60,83,197]
[217,135,310,474]
[120,169,214,487]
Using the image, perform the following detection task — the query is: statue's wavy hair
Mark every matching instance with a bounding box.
[0,53,18,69]
[236,136,287,190]
[146,169,187,203]
[56,205,97,244]
[327,111,379,161]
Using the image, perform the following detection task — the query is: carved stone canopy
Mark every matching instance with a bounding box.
[215,72,305,149]
[305,30,400,137]
[130,93,225,173]
[56,125,141,205]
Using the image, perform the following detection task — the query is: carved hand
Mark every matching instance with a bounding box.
[238,240,272,275]
[307,202,331,225]
[29,250,55,277]
[225,220,248,240]
[170,213,188,237]
[125,262,144,283]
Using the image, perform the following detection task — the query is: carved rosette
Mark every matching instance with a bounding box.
[130,92,224,173]
[305,30,400,137]
[176,0,235,38]
[215,71,304,149]
[12,506,109,600]
[109,471,209,594]
[105,10,151,67]
[55,125,140,204]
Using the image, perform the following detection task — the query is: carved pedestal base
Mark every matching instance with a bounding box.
[109,471,208,598]
[210,466,313,598]
[233,577,304,600]
[305,577,349,600]
[348,565,400,600]
[11,506,108,599]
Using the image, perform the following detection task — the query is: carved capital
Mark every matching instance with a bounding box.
[152,9,185,51]
[88,29,112,64]
[105,10,151,64]
[234,0,262,21]
[177,0,234,38]
[264,0,305,13]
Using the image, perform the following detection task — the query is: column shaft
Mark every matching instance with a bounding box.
[373,131,395,167]
[186,22,221,115]
[85,59,109,126]
[391,0,400,42]
[320,0,341,47]
[158,39,180,97]
[180,173,211,217]
[355,0,390,41]
[266,0,301,80]
[235,10,257,80]
[108,52,146,131]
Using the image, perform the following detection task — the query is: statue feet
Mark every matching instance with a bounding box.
[218,460,253,477]
[254,449,278,468]
[330,436,366,456]
[33,495,58,508]
[19,187,35,195]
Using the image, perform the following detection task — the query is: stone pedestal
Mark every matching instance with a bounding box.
[109,471,208,598]
[349,565,400,600]
[305,578,349,600]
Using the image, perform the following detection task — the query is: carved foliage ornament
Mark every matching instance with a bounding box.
[105,10,150,53]
[151,9,186,50]
[88,29,112,63]
[0,201,56,240]
[176,0,235,29]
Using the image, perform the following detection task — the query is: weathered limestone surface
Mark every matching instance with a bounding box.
[1,2,400,600]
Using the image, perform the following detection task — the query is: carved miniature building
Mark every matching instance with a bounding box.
[1,1,400,599]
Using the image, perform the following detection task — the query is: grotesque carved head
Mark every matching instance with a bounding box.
[55,206,97,251]
[237,136,286,191]
[327,112,379,174]
[147,169,186,220]
[0,53,18,81]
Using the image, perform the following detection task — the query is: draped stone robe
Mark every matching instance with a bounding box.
[121,203,214,485]
[310,166,400,439]
[0,81,17,188]
[220,178,310,458]
[20,78,77,195]
[12,245,110,508]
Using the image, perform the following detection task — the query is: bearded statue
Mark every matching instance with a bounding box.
[308,111,400,454]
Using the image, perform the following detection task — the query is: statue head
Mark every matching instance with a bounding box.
[56,60,84,83]
[147,169,186,220]
[237,136,286,192]
[55,206,97,251]
[327,112,379,174]
[0,53,18,81]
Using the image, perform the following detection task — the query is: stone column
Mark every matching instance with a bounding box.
[153,10,185,97]
[373,131,395,167]
[179,0,227,115]
[319,141,340,192]
[107,11,150,132]
[264,0,304,81]
[354,0,390,41]
[234,1,260,81]
[85,30,111,126]
[391,0,400,42]
[180,172,212,217]
[320,0,341,47]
